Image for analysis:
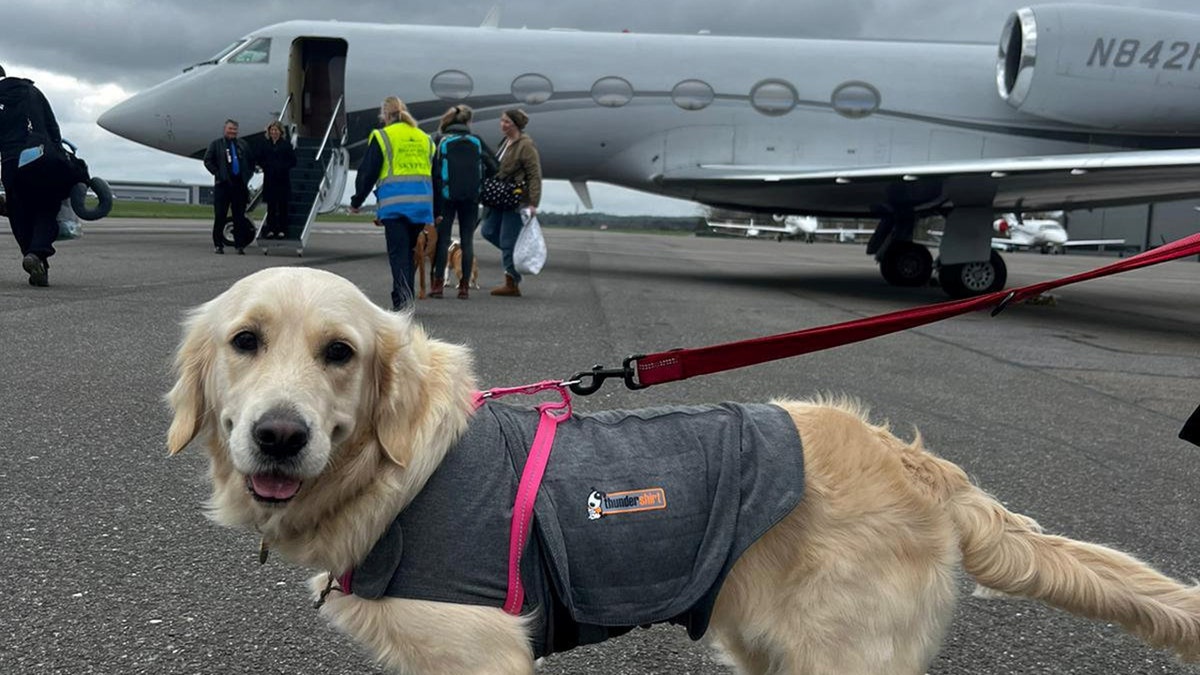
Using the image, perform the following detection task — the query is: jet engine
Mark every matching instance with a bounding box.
[996,4,1200,131]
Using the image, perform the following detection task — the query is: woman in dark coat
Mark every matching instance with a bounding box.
[259,120,296,239]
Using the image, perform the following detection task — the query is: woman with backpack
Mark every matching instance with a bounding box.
[430,105,498,299]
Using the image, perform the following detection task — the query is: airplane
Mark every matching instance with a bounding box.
[990,213,1126,254]
[97,3,1200,296]
[707,215,873,242]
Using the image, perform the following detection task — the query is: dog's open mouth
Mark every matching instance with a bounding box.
[246,473,302,503]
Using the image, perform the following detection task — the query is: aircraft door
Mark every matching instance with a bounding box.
[287,38,348,140]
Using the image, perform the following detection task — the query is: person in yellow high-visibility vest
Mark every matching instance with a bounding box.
[350,96,435,311]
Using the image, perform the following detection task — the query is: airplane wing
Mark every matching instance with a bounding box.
[706,220,792,234]
[1061,239,1127,247]
[812,228,874,235]
[662,149,1200,215]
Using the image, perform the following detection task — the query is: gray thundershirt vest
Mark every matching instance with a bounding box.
[345,401,805,658]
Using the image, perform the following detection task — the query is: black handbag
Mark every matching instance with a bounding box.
[480,176,523,210]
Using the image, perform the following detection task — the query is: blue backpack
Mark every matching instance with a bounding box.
[438,134,485,202]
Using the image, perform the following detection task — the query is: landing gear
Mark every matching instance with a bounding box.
[879,241,933,287]
[221,216,257,249]
[939,251,1007,299]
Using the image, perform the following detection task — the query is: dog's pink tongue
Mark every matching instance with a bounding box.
[251,474,301,500]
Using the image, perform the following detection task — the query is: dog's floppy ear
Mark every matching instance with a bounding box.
[166,308,215,455]
[372,314,422,468]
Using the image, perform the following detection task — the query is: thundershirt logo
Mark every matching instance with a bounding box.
[586,487,667,520]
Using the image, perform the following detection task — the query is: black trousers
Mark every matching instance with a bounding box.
[382,215,426,310]
[264,189,290,237]
[212,180,253,248]
[434,199,480,282]
[2,158,60,261]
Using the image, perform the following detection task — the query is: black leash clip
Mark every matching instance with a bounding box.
[568,355,646,396]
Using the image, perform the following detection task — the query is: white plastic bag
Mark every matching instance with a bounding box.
[57,200,83,240]
[513,210,546,275]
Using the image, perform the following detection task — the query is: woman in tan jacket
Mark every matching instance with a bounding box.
[481,108,542,297]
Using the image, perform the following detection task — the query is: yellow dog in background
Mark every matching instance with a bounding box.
[167,267,1200,674]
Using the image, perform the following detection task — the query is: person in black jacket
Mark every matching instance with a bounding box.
[203,119,254,254]
[258,121,296,239]
[430,105,497,299]
[0,64,63,287]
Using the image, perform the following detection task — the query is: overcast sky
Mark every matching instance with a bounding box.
[1,0,1195,215]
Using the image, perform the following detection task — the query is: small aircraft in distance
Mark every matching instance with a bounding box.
[707,215,874,243]
[991,213,1126,254]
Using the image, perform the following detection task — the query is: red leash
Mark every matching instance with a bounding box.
[568,232,1200,393]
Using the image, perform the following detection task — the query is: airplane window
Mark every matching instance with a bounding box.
[831,81,880,119]
[750,79,797,116]
[590,77,634,107]
[228,37,271,64]
[431,70,474,101]
[208,40,246,63]
[671,79,714,110]
[511,73,554,105]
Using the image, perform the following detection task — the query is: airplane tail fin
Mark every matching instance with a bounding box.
[480,3,501,28]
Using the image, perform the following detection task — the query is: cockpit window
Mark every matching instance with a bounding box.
[228,37,271,64]
[208,40,246,63]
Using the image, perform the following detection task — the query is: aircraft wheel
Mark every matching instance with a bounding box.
[940,251,1008,298]
[222,217,237,248]
[222,217,257,248]
[879,241,933,287]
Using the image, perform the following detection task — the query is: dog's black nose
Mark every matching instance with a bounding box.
[252,411,310,459]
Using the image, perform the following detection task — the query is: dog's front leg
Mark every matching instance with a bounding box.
[311,575,535,674]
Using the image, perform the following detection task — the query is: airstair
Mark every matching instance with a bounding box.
[256,95,349,256]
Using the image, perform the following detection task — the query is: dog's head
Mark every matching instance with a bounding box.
[167,268,475,553]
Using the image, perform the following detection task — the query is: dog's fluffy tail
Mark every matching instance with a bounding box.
[943,470,1200,661]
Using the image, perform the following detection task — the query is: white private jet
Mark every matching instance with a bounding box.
[707,215,873,242]
[97,4,1200,296]
[991,213,1126,254]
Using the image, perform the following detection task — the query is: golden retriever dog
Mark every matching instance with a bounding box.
[448,239,480,290]
[167,267,1200,674]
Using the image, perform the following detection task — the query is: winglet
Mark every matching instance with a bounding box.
[481,3,501,28]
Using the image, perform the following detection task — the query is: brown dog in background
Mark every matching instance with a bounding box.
[448,239,480,290]
[413,224,438,299]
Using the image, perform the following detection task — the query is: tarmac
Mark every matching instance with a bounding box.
[1,217,1198,674]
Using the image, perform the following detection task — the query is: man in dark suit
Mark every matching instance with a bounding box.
[0,63,63,286]
[203,119,254,254]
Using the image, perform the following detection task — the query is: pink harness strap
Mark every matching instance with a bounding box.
[474,380,572,615]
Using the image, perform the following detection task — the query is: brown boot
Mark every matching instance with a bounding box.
[429,276,444,299]
[457,278,469,300]
[490,274,521,297]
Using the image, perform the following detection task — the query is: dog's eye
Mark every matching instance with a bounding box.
[324,341,354,365]
[232,331,259,354]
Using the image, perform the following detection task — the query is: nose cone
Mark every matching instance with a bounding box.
[96,95,148,144]
[96,70,212,158]
[1045,228,1068,245]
